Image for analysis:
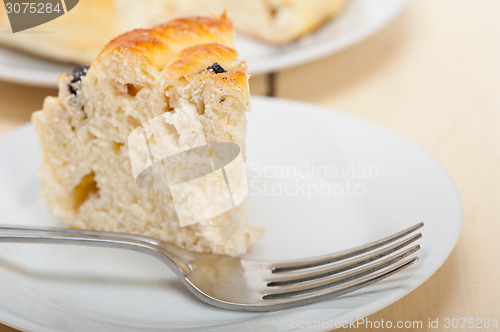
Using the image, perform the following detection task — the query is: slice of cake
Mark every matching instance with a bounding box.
[0,0,346,64]
[0,0,118,64]
[32,15,261,256]
[120,0,347,45]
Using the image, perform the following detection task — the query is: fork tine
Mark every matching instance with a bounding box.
[263,256,419,304]
[268,232,421,286]
[264,244,420,298]
[272,222,423,273]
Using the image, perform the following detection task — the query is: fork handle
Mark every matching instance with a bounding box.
[0,225,191,276]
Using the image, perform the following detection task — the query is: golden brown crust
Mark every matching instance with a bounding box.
[166,43,237,76]
[95,15,234,71]
[87,14,249,102]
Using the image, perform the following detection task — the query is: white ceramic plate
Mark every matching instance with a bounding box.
[0,0,408,86]
[0,97,461,332]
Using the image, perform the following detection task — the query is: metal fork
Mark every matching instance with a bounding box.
[0,222,423,312]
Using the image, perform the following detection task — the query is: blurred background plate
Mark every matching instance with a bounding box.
[0,0,408,87]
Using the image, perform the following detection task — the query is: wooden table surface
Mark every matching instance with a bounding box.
[0,0,499,331]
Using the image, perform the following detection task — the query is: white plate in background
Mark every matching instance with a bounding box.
[0,97,461,331]
[0,0,408,86]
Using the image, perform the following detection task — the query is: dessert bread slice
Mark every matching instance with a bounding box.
[32,16,261,256]
[0,0,118,64]
[0,0,345,64]
[121,0,347,45]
